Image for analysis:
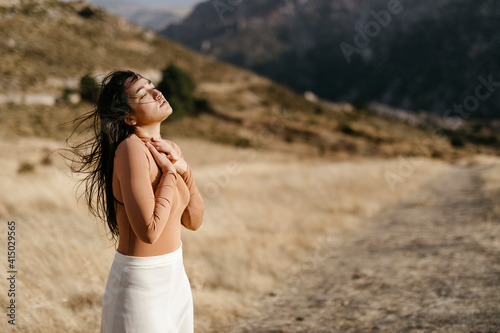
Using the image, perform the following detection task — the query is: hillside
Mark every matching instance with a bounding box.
[0,0,220,93]
[163,0,500,119]
[0,0,498,161]
[0,1,499,332]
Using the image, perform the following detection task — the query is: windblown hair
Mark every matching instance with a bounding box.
[64,70,142,245]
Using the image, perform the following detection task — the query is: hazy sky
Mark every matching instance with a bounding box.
[87,0,205,7]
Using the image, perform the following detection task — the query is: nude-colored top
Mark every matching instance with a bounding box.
[112,133,204,257]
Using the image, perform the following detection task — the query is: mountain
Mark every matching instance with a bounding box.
[84,0,186,31]
[1,2,498,333]
[126,9,179,31]
[163,0,500,119]
[0,0,212,93]
[0,0,498,161]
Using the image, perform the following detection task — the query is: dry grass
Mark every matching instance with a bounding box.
[0,135,454,332]
[0,2,497,331]
[227,157,500,332]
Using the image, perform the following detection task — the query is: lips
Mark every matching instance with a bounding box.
[160,99,168,107]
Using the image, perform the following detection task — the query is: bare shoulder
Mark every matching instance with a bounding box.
[115,134,148,157]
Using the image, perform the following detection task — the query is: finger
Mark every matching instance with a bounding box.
[168,155,179,163]
[146,142,160,159]
[152,145,175,158]
[146,142,168,167]
[152,142,175,155]
[151,144,166,154]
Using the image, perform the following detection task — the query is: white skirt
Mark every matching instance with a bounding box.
[100,242,194,333]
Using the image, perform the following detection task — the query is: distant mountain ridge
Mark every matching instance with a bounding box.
[163,0,500,119]
[2,0,498,161]
[86,0,186,31]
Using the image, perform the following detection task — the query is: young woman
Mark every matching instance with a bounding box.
[67,70,204,332]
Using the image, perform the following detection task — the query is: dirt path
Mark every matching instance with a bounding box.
[225,163,500,332]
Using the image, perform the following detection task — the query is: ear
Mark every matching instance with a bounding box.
[124,114,137,126]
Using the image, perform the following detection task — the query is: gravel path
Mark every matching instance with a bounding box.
[226,163,500,332]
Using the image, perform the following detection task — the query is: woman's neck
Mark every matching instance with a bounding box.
[134,123,163,141]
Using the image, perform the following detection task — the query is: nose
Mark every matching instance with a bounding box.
[153,89,162,100]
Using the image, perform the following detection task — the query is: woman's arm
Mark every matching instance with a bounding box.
[115,138,178,244]
[178,163,205,231]
[170,141,205,231]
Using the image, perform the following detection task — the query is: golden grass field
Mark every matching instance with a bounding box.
[2,132,495,333]
[1,1,499,331]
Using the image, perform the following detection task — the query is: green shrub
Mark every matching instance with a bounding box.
[60,88,72,104]
[450,135,465,147]
[354,100,368,111]
[80,74,99,103]
[235,138,251,147]
[78,6,95,18]
[18,162,35,174]
[339,122,355,135]
[157,64,212,119]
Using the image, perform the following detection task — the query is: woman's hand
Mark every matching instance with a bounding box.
[146,142,176,174]
[150,138,188,175]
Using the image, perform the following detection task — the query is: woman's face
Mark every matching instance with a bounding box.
[123,76,172,126]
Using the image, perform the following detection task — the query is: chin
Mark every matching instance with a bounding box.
[161,108,173,121]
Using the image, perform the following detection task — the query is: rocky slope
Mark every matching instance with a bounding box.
[163,0,500,118]
[0,0,498,161]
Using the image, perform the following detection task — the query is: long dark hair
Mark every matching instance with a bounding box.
[64,70,141,245]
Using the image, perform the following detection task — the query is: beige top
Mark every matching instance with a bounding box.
[112,133,204,257]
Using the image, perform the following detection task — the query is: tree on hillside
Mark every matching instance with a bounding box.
[79,74,99,103]
[157,64,212,119]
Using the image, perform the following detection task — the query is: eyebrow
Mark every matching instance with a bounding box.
[134,79,152,96]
